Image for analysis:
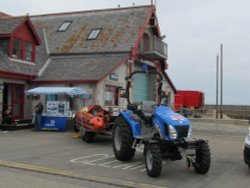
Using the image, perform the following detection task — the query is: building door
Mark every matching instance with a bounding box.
[3,83,24,121]
[12,84,24,120]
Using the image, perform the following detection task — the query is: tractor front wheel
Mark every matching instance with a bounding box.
[112,116,135,161]
[145,143,162,177]
[193,140,211,174]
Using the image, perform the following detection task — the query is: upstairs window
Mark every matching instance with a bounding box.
[11,38,35,62]
[12,39,22,59]
[0,38,10,54]
[143,33,151,51]
[25,42,33,61]
[87,28,102,40]
[58,21,72,32]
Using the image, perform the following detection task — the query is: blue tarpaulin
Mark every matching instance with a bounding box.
[25,87,89,98]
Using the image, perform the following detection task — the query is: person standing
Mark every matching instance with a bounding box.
[3,106,12,125]
[34,100,44,131]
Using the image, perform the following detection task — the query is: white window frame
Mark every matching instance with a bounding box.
[58,21,72,32]
[87,28,102,40]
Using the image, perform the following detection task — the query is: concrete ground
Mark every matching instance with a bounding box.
[0,120,249,188]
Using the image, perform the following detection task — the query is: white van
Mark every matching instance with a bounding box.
[244,126,250,169]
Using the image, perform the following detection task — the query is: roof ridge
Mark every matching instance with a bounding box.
[0,16,25,21]
[0,12,13,19]
[29,4,153,18]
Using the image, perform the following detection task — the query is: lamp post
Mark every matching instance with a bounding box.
[216,54,219,119]
[220,44,223,119]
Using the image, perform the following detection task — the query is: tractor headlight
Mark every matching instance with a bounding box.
[169,125,177,139]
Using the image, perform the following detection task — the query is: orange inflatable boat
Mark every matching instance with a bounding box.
[76,105,110,133]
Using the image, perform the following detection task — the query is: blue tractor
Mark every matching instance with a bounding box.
[112,71,211,177]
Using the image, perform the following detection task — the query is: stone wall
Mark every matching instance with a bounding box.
[204,104,250,120]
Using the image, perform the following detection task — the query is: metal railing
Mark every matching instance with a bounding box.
[139,36,168,60]
[152,36,168,58]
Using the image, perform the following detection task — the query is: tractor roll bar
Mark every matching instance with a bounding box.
[124,71,163,104]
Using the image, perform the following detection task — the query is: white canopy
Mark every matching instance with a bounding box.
[25,87,89,98]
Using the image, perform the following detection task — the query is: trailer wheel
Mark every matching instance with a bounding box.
[145,143,162,177]
[80,127,95,143]
[79,126,86,141]
[193,140,211,174]
[84,132,96,143]
[112,116,135,161]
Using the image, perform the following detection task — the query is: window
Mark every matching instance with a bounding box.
[87,28,102,40]
[143,33,151,51]
[0,38,9,54]
[58,21,72,32]
[11,38,35,62]
[12,39,22,59]
[104,86,118,106]
[25,42,33,61]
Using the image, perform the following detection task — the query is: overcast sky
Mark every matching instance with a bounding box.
[2,0,250,105]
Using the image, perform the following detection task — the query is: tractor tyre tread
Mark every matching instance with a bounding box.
[145,144,162,177]
[193,140,211,174]
[112,116,135,161]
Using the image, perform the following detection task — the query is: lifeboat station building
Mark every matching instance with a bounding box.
[0,5,176,123]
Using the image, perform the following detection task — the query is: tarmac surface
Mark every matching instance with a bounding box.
[0,120,249,188]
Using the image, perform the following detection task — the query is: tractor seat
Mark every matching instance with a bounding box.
[141,101,156,124]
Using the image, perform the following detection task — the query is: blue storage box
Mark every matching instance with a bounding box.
[42,116,68,131]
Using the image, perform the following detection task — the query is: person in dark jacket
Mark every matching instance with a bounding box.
[34,100,44,131]
[3,106,12,125]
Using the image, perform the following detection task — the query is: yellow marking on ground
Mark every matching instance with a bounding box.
[0,160,168,188]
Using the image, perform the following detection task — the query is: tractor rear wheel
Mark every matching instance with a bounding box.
[145,144,162,177]
[193,140,211,174]
[112,116,135,161]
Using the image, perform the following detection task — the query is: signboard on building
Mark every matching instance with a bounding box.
[109,72,119,81]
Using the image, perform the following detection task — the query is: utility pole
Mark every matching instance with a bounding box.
[151,0,157,6]
[220,44,223,119]
[216,54,219,119]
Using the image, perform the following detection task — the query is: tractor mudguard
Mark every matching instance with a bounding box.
[152,118,166,139]
[120,111,141,137]
[154,106,190,126]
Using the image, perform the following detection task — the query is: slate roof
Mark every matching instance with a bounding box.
[31,6,152,54]
[0,12,12,19]
[0,17,25,34]
[36,54,129,81]
[0,6,153,81]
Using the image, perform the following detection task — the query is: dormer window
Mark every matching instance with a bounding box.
[58,21,72,32]
[25,42,33,61]
[87,28,102,40]
[12,39,22,59]
[11,38,35,62]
